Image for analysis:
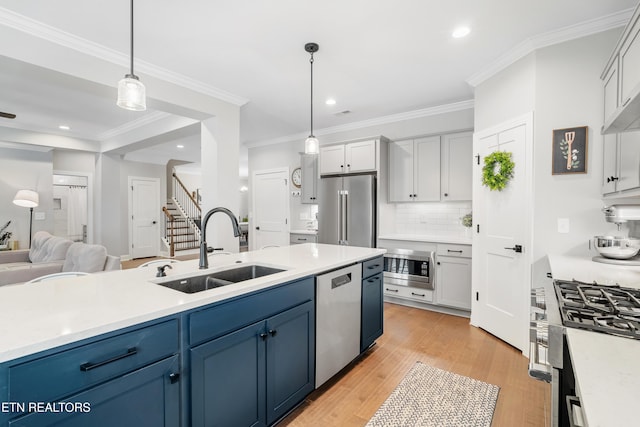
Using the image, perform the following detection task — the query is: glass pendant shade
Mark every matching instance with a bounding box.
[117,75,146,111]
[305,135,319,154]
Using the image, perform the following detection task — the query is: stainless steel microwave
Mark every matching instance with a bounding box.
[381,248,434,290]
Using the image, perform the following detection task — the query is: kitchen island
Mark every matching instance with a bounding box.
[0,244,384,427]
[548,255,640,427]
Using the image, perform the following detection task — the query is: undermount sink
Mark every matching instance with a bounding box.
[155,264,286,294]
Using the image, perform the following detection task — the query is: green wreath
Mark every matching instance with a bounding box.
[482,151,515,191]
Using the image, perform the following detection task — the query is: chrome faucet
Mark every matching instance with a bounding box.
[199,207,241,269]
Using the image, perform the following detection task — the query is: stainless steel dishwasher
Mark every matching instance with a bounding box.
[315,263,362,387]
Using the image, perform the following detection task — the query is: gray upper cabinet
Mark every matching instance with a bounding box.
[388,136,440,202]
[301,153,318,203]
[441,132,473,201]
[601,2,640,134]
[389,131,472,203]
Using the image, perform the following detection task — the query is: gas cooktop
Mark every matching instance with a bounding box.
[554,279,640,340]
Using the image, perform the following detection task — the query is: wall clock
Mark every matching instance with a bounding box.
[292,167,302,188]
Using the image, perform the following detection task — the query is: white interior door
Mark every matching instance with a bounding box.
[251,169,289,250]
[129,177,160,259]
[471,113,533,353]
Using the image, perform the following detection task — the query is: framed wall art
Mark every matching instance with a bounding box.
[552,126,588,175]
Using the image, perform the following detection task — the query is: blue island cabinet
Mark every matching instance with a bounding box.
[361,256,384,352]
[189,277,315,427]
[0,319,181,427]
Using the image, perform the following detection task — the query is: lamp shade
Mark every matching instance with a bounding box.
[13,190,39,208]
[117,75,146,111]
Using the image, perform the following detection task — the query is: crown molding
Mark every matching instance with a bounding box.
[245,99,474,148]
[95,111,172,141]
[0,7,248,106]
[466,8,634,87]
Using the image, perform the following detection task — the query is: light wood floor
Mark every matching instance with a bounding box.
[280,303,549,427]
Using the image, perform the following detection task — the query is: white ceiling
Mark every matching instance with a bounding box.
[0,0,637,168]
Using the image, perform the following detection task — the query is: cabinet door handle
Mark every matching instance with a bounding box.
[259,332,268,340]
[385,288,399,293]
[443,193,448,197]
[169,373,180,384]
[411,292,426,297]
[80,347,137,371]
[269,329,277,337]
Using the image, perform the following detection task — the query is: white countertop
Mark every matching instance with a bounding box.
[548,254,640,289]
[0,244,384,363]
[378,234,472,245]
[548,254,640,427]
[566,328,640,427]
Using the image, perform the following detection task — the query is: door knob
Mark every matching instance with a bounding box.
[504,245,523,253]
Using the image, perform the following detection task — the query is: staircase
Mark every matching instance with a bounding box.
[161,172,204,256]
[163,200,200,256]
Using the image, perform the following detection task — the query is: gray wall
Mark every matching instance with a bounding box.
[474,28,624,261]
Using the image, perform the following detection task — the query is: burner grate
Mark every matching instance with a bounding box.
[554,280,640,340]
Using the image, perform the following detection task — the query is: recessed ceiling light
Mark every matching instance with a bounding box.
[326,98,336,105]
[177,144,184,149]
[58,125,70,130]
[452,26,471,38]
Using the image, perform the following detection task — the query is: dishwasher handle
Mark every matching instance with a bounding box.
[331,273,352,289]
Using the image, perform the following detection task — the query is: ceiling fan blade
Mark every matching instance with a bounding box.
[0,112,16,119]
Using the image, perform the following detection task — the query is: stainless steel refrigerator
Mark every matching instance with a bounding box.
[317,173,376,247]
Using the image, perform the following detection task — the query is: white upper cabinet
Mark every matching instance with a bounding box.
[389,132,472,203]
[319,140,376,175]
[441,132,473,201]
[601,130,640,195]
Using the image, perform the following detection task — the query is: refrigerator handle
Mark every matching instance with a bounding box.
[338,190,348,245]
[337,190,343,243]
[343,190,348,245]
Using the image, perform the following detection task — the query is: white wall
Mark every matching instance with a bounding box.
[474,28,624,262]
[0,148,54,249]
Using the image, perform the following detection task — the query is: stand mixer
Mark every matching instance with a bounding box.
[593,205,640,265]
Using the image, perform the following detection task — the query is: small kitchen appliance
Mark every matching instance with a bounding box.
[593,205,640,264]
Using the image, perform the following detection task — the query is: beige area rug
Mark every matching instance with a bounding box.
[366,362,500,427]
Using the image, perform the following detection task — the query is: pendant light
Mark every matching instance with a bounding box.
[117,0,146,111]
[304,43,319,154]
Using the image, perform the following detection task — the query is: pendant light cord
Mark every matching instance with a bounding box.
[130,0,135,76]
[309,52,314,137]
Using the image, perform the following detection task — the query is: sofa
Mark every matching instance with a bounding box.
[0,231,121,286]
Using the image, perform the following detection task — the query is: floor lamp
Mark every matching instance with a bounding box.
[13,190,39,249]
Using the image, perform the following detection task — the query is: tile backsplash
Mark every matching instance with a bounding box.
[392,201,472,237]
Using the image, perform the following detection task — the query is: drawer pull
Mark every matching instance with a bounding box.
[411,292,426,297]
[297,238,307,241]
[80,347,138,372]
[447,250,463,253]
[367,264,380,269]
[367,278,377,283]
[385,288,399,293]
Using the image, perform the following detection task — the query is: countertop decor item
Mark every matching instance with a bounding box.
[482,151,514,191]
[461,212,472,228]
[552,126,587,174]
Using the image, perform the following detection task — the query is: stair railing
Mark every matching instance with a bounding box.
[162,206,175,258]
[172,172,201,231]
